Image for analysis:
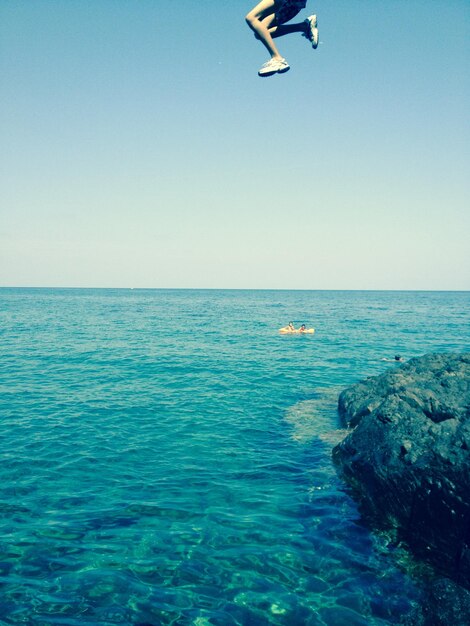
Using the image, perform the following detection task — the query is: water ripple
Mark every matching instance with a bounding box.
[1,288,469,624]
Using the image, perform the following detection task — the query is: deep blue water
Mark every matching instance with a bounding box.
[1,288,469,625]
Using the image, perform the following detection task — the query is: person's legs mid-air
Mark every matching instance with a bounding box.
[271,13,318,49]
[245,0,290,76]
[245,0,319,77]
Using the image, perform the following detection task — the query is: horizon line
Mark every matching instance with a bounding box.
[1,286,469,293]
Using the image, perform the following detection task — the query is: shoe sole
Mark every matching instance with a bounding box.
[311,28,318,49]
[307,15,318,49]
[258,66,290,77]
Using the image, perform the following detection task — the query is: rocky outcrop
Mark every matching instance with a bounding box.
[332,353,470,588]
[401,578,470,626]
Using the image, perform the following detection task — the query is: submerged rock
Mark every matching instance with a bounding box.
[401,577,470,626]
[332,353,470,588]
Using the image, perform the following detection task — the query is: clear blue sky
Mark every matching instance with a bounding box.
[1,0,469,289]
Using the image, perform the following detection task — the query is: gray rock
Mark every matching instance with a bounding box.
[333,353,470,588]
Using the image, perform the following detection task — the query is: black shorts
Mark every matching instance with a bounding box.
[276,0,307,25]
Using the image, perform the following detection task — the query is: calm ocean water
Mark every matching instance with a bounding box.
[1,288,469,625]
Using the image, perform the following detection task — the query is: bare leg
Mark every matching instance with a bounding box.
[252,16,310,44]
[245,0,283,59]
[270,22,309,38]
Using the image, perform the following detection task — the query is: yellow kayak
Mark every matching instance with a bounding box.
[279,328,315,334]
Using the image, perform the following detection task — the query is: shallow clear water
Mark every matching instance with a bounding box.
[1,288,469,625]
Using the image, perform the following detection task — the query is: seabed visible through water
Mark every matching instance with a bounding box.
[1,288,469,624]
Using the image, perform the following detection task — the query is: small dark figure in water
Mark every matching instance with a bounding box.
[382,355,405,362]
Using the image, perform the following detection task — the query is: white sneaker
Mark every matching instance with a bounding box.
[258,57,290,77]
[304,14,319,49]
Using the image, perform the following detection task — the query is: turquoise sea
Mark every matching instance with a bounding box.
[1,288,470,626]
